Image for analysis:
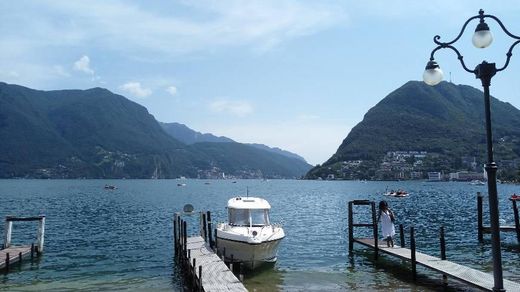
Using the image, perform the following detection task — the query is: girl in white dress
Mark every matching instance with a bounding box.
[378,200,395,247]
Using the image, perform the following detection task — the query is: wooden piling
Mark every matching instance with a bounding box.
[440,225,448,286]
[371,201,378,260]
[207,211,213,249]
[202,213,207,241]
[37,217,45,252]
[440,226,446,260]
[183,220,187,254]
[5,253,9,272]
[400,224,405,247]
[4,220,12,249]
[512,199,520,243]
[348,201,354,252]
[410,227,416,281]
[477,193,483,242]
[239,262,244,282]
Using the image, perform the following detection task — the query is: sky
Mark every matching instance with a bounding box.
[2,1,520,165]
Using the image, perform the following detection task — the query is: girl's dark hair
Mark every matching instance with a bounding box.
[379,200,388,210]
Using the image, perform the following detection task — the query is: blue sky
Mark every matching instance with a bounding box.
[2,1,520,165]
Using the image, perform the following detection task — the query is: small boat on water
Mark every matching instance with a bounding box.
[511,194,520,201]
[216,197,285,269]
[469,180,486,185]
[104,184,117,190]
[385,189,409,197]
[177,183,186,187]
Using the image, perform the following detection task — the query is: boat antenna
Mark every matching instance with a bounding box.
[246,187,249,197]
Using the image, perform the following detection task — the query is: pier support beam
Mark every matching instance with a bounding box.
[410,227,416,282]
[512,199,520,244]
[477,193,484,242]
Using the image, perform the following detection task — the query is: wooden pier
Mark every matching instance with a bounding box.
[348,200,520,291]
[1,215,45,271]
[174,212,247,292]
[477,193,520,243]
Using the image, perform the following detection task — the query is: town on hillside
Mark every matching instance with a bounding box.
[319,150,520,182]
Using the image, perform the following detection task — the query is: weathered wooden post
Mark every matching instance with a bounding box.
[348,201,354,252]
[229,254,234,272]
[192,258,196,288]
[239,262,244,282]
[440,225,447,286]
[5,253,10,272]
[173,215,178,255]
[477,193,483,242]
[198,265,202,291]
[202,213,207,241]
[440,226,446,259]
[183,220,187,255]
[371,201,378,260]
[4,218,13,249]
[399,224,405,247]
[37,216,45,252]
[30,243,34,259]
[512,199,520,244]
[207,211,213,249]
[410,227,416,281]
[18,252,22,266]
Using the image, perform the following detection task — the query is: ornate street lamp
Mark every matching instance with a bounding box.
[424,9,520,292]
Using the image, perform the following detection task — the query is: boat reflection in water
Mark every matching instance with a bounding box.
[216,197,285,270]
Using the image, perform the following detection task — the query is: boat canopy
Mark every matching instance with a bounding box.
[227,197,271,210]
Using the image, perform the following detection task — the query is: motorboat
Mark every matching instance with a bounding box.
[216,197,285,269]
[469,180,486,185]
[384,189,409,197]
[104,184,117,190]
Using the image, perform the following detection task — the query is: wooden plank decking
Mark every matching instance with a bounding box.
[186,236,247,292]
[0,245,33,270]
[354,238,520,291]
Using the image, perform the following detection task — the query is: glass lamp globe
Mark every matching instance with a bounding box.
[423,61,443,86]
[472,22,493,48]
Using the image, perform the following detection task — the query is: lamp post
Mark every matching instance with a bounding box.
[424,9,520,292]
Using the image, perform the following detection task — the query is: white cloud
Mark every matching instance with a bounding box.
[52,65,70,77]
[209,99,253,117]
[73,55,94,75]
[166,86,178,96]
[0,1,347,58]
[119,82,152,98]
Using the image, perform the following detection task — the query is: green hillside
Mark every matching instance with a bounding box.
[0,82,310,179]
[306,81,520,180]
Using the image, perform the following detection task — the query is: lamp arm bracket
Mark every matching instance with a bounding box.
[497,40,520,72]
[433,15,480,46]
[486,15,520,40]
[430,45,475,74]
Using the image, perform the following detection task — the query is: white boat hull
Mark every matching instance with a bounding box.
[216,236,283,269]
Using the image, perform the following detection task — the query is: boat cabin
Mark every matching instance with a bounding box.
[227,197,271,227]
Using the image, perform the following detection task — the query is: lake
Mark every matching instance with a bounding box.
[1,179,519,291]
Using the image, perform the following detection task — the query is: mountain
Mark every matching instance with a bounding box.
[189,142,312,178]
[0,82,310,179]
[306,81,520,180]
[160,122,235,144]
[0,82,203,178]
[247,143,307,163]
[159,122,308,163]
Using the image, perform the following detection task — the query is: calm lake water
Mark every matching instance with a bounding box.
[1,179,519,291]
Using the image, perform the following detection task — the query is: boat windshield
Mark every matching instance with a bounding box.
[229,208,270,227]
[229,209,250,226]
[251,209,269,226]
